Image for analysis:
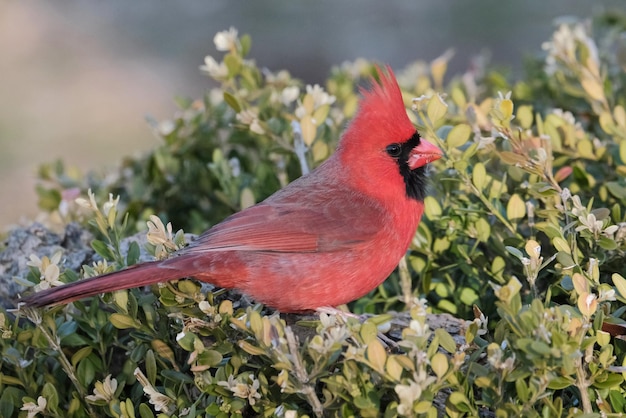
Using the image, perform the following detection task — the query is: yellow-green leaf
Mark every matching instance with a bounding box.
[552,236,570,254]
[240,187,255,210]
[499,151,527,166]
[311,140,329,162]
[599,112,615,135]
[620,140,626,165]
[612,273,626,300]
[434,328,457,353]
[71,346,93,368]
[312,104,330,126]
[385,355,403,381]
[525,239,541,259]
[219,300,234,315]
[366,339,387,372]
[472,162,487,190]
[424,196,442,220]
[572,273,589,295]
[507,193,526,220]
[300,115,317,146]
[109,313,141,329]
[360,321,379,344]
[581,76,605,101]
[517,105,533,129]
[431,352,448,378]
[597,330,610,347]
[427,94,448,125]
[238,340,266,356]
[577,139,595,160]
[151,339,176,366]
[475,217,490,243]
[447,123,472,148]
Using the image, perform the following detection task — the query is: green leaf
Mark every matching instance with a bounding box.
[126,241,140,266]
[547,376,575,390]
[146,350,157,385]
[41,382,59,412]
[91,240,115,261]
[239,33,252,56]
[446,391,473,413]
[197,350,223,367]
[71,346,93,368]
[606,182,626,200]
[593,373,624,389]
[505,246,524,260]
[223,91,242,113]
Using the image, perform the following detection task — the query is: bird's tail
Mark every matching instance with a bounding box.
[20,259,183,308]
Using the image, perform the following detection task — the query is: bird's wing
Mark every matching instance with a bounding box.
[183,191,385,254]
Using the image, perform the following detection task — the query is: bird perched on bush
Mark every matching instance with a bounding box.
[22,66,442,312]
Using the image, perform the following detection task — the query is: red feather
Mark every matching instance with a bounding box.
[21,66,442,312]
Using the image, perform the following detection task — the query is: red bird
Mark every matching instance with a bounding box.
[22,66,442,312]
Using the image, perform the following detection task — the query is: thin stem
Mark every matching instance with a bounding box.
[285,326,324,417]
[398,255,415,308]
[25,308,98,418]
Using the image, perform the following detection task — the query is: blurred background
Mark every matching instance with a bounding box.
[1,1,623,227]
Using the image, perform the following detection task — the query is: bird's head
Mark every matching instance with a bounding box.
[337,65,443,201]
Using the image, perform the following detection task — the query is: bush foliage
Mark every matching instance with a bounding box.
[3,16,626,417]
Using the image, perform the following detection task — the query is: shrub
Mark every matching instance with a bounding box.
[2,17,626,417]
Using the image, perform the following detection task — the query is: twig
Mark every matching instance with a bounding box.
[285,326,324,417]
[24,307,98,418]
[291,121,310,176]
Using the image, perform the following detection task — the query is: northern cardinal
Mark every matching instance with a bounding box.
[21,66,442,312]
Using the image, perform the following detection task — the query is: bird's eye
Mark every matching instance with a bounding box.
[385,143,402,158]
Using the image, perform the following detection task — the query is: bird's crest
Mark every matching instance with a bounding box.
[345,65,416,148]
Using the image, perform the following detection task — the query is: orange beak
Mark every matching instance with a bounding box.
[407,138,443,169]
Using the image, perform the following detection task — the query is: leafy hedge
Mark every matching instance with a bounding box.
[3,16,626,417]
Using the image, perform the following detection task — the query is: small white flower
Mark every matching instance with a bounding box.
[21,396,47,418]
[200,56,228,79]
[395,381,422,415]
[86,374,118,403]
[236,109,265,135]
[213,27,238,51]
[281,86,300,105]
[75,188,99,211]
[134,368,175,413]
[284,410,298,418]
[409,319,430,338]
[305,84,336,108]
[218,375,261,405]
[102,193,120,217]
[598,288,616,302]
[497,91,512,101]
[28,251,65,292]
[158,120,176,136]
